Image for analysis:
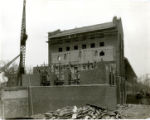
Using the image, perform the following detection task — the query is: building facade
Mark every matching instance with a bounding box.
[26,16,137,104]
[47,16,126,103]
[48,17,124,79]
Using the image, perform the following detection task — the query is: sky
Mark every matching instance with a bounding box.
[0,0,150,77]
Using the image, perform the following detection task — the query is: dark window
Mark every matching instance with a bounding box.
[74,45,78,50]
[66,47,70,51]
[58,48,63,52]
[99,51,105,56]
[90,43,95,48]
[100,42,104,47]
[82,44,86,49]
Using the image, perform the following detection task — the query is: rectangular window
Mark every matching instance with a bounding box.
[58,48,63,52]
[66,47,70,51]
[90,43,95,48]
[82,44,86,49]
[74,45,78,50]
[100,42,104,47]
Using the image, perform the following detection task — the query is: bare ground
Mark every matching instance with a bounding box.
[117,104,150,119]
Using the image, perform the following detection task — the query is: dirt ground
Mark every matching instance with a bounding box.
[117,104,150,119]
[31,104,150,119]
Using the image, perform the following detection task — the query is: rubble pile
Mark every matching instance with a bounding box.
[32,104,122,119]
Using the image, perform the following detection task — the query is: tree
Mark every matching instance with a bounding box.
[0,60,33,87]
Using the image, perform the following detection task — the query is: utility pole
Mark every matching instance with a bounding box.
[17,0,28,86]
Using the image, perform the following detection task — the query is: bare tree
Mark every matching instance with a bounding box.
[0,60,33,86]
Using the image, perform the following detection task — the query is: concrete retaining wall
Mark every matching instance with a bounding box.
[22,74,41,86]
[80,64,108,84]
[1,87,29,118]
[1,84,117,118]
[0,101,2,118]
[30,84,117,115]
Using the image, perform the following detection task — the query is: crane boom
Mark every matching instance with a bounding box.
[17,0,28,86]
[0,54,20,72]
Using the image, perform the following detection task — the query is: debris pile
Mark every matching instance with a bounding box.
[32,104,122,119]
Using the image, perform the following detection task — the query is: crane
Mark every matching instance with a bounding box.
[0,54,20,72]
[17,0,28,86]
[0,54,20,86]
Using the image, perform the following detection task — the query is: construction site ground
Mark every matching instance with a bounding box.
[117,104,150,119]
[31,104,150,119]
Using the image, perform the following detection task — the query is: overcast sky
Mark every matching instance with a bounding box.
[0,0,150,77]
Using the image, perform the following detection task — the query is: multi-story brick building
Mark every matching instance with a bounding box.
[46,16,136,103]
[48,17,123,79]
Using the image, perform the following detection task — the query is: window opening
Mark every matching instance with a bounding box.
[90,43,95,48]
[100,42,104,47]
[58,48,63,52]
[100,51,105,56]
[66,47,70,51]
[82,44,86,49]
[74,45,78,50]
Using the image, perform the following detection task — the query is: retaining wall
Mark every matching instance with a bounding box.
[30,84,117,115]
[1,84,117,118]
[22,74,41,86]
[1,87,29,118]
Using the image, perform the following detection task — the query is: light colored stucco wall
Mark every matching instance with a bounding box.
[49,35,117,65]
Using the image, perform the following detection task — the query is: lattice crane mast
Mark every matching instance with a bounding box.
[17,0,28,85]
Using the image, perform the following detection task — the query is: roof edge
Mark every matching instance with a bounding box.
[124,57,137,78]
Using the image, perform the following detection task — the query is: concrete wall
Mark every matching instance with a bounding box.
[0,101,2,118]
[1,87,29,118]
[22,74,41,86]
[30,85,117,115]
[0,84,117,118]
[80,62,108,84]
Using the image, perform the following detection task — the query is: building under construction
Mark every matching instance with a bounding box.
[0,0,137,117]
[32,16,137,101]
